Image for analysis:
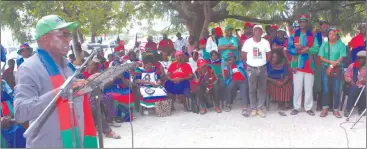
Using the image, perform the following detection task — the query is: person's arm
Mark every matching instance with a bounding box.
[181,64,194,81]
[264,40,271,61]
[281,64,290,85]
[287,35,299,56]
[13,66,60,123]
[228,37,239,50]
[241,40,249,61]
[272,42,284,51]
[307,37,320,54]
[344,64,355,85]
[217,37,230,51]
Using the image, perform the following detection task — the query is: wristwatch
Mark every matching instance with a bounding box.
[329,65,334,68]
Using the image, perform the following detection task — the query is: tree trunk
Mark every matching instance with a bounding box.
[77,30,84,43]
[186,12,205,42]
[199,1,212,40]
[71,30,82,62]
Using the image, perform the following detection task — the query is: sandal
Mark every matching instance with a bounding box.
[224,105,231,112]
[320,109,328,117]
[306,110,315,116]
[278,111,287,116]
[290,109,299,115]
[106,131,121,139]
[333,111,342,118]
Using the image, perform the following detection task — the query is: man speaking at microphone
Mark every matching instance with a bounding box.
[13,15,98,148]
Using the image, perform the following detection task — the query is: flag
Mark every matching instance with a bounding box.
[1,44,6,62]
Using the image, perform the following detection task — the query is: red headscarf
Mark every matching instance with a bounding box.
[214,27,223,36]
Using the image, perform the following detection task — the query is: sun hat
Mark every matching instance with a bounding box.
[33,15,79,40]
[17,43,33,55]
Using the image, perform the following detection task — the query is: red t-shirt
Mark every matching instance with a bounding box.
[167,62,193,79]
[145,42,157,51]
[223,64,246,81]
[158,39,174,51]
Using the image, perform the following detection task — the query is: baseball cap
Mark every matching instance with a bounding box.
[225,25,234,31]
[253,25,263,30]
[278,27,286,32]
[17,43,33,55]
[33,15,80,40]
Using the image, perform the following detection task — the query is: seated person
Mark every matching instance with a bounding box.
[344,51,366,117]
[1,80,26,148]
[159,51,172,75]
[208,51,225,108]
[192,59,221,114]
[266,50,293,116]
[81,61,121,139]
[223,52,248,114]
[165,51,194,111]
[104,60,135,122]
[135,55,168,111]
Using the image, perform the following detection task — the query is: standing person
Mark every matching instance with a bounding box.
[145,36,158,54]
[16,43,33,68]
[239,22,255,47]
[272,27,290,63]
[158,34,175,55]
[165,51,193,111]
[266,50,293,116]
[318,29,346,118]
[3,59,16,89]
[174,33,188,52]
[344,51,366,117]
[198,39,210,60]
[241,24,271,117]
[287,13,320,116]
[223,52,248,114]
[264,25,278,45]
[13,15,97,148]
[206,27,223,54]
[187,36,198,57]
[314,21,330,111]
[218,25,239,75]
[348,23,366,64]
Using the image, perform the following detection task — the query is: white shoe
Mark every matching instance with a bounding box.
[108,121,121,127]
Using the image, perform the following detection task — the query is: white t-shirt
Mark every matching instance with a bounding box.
[241,37,271,67]
[188,58,197,72]
[174,39,188,51]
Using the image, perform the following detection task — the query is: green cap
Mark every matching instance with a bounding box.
[225,25,233,31]
[33,15,80,40]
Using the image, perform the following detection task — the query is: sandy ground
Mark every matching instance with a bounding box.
[103,98,366,148]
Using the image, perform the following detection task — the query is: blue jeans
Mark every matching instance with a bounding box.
[346,85,366,111]
[321,66,341,110]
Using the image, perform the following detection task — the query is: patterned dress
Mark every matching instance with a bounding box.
[266,62,293,102]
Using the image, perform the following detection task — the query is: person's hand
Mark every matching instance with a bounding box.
[87,73,101,81]
[1,117,12,128]
[72,79,88,89]
[295,44,302,50]
[331,61,338,67]
[350,81,356,86]
[275,81,283,86]
[300,47,309,53]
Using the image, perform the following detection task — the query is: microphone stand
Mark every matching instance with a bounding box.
[23,50,97,148]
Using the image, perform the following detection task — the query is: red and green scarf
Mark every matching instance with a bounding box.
[37,49,97,148]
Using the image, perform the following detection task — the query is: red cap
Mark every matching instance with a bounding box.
[270,25,279,30]
[244,22,255,28]
[214,27,223,36]
[196,59,208,67]
[199,39,207,45]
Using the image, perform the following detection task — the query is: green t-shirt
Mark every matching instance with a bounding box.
[218,36,239,62]
[318,40,346,66]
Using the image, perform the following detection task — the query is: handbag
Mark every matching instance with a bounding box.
[326,42,339,77]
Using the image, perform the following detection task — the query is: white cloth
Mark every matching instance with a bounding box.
[139,70,167,108]
[323,37,328,42]
[241,37,271,67]
[174,39,188,51]
[188,58,197,72]
[206,36,218,53]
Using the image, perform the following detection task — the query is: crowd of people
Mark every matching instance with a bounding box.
[0,13,366,148]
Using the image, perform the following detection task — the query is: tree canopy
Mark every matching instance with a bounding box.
[1,1,365,45]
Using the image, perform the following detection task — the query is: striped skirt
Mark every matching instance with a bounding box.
[267,81,293,102]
